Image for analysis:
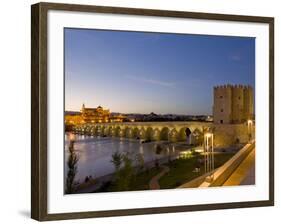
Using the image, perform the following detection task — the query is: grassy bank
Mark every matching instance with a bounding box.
[94,167,161,193]
[94,152,235,192]
[159,153,235,189]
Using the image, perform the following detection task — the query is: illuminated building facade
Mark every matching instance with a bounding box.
[65,104,126,125]
[81,104,110,123]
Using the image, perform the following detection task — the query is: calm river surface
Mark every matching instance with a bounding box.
[65,133,178,182]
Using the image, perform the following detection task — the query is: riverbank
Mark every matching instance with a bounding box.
[74,151,180,193]
[65,133,244,194]
[73,148,239,193]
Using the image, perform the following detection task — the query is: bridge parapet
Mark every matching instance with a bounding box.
[73,121,212,143]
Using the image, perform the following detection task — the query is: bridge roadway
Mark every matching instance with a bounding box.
[222,148,255,186]
[73,121,212,142]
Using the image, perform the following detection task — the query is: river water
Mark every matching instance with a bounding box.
[64,133,178,183]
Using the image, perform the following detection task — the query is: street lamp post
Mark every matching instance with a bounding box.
[247,120,253,142]
[204,132,214,182]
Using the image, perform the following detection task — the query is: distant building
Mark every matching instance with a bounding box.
[213,84,254,124]
[65,104,126,125]
[81,104,110,123]
[81,104,126,123]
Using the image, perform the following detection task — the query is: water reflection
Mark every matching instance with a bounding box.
[65,133,177,182]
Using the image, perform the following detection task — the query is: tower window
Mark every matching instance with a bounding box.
[238,96,241,100]
[220,120,223,124]
[221,109,223,112]
[220,96,223,99]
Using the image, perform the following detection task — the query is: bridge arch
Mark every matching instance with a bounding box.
[99,125,105,136]
[178,127,189,142]
[124,127,133,138]
[87,126,93,135]
[120,128,126,138]
[84,125,91,135]
[132,127,139,139]
[95,126,102,136]
[103,126,110,136]
[145,127,154,141]
[160,127,170,141]
[115,126,122,137]
[108,126,114,137]
[152,128,161,141]
[138,128,146,139]
[169,128,178,142]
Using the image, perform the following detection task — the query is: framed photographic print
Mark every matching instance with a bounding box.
[31,2,274,221]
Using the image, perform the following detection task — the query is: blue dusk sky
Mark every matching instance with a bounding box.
[65,28,255,115]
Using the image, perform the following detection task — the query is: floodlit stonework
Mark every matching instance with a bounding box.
[213,123,255,147]
[81,104,111,123]
[213,84,254,124]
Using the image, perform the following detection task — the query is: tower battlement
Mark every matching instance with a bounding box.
[214,84,253,90]
[213,84,254,124]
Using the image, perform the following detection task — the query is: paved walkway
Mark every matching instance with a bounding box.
[223,148,255,186]
[149,165,170,190]
[240,158,255,185]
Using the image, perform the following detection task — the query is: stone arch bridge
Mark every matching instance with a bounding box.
[73,121,212,143]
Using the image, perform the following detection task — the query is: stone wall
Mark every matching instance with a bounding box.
[213,123,255,147]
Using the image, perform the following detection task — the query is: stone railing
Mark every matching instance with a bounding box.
[200,140,255,187]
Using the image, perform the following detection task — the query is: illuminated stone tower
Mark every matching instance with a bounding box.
[213,84,254,124]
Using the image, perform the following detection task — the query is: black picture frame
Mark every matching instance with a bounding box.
[31,2,274,221]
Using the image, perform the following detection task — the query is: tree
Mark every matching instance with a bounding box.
[111,151,122,171]
[111,152,135,191]
[135,153,145,172]
[65,140,79,194]
[116,153,134,191]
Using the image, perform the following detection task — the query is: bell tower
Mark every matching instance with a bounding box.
[81,103,85,114]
